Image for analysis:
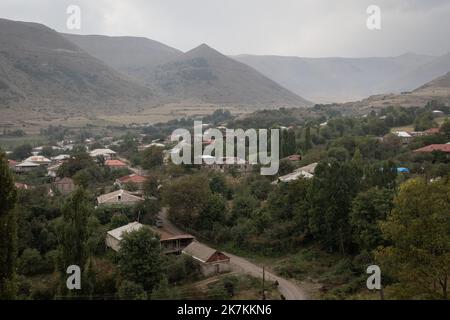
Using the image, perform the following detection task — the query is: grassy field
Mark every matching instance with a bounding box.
[391,116,448,132]
[0,104,253,135]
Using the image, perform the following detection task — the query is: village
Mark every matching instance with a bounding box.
[1,104,450,300]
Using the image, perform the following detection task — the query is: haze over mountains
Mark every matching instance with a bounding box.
[1,17,450,122]
[64,34,310,107]
[234,53,450,103]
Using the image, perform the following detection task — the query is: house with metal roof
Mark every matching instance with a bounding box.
[182,241,230,276]
[89,148,116,159]
[106,222,195,254]
[97,189,144,206]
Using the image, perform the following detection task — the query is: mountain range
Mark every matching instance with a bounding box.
[233,53,450,103]
[64,35,309,107]
[1,17,450,121]
[0,18,152,117]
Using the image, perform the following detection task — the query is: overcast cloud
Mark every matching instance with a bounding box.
[1,0,449,57]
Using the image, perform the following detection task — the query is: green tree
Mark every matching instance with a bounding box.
[0,150,18,299]
[18,248,44,276]
[308,160,361,254]
[58,188,91,273]
[375,177,450,299]
[327,147,349,162]
[303,126,312,152]
[117,280,147,300]
[197,193,226,230]
[350,187,393,251]
[162,175,211,228]
[141,146,163,169]
[117,227,163,292]
[11,144,32,160]
[440,119,450,139]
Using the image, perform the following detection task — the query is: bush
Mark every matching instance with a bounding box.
[18,248,45,276]
[117,280,147,300]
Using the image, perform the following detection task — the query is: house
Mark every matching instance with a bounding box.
[23,155,51,165]
[274,170,313,184]
[299,162,318,175]
[106,222,195,254]
[413,144,450,154]
[115,174,148,190]
[205,157,253,174]
[14,160,41,173]
[14,182,33,190]
[393,131,413,144]
[272,162,317,184]
[54,177,76,195]
[51,154,71,162]
[47,163,62,177]
[155,228,195,254]
[8,159,18,169]
[106,222,145,252]
[105,159,127,169]
[182,241,231,277]
[89,148,116,160]
[97,189,144,206]
[282,154,301,162]
[137,142,165,152]
[432,110,445,118]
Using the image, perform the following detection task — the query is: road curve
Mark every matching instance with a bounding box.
[159,208,308,300]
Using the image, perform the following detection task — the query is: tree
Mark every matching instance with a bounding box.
[249,177,272,200]
[308,160,361,254]
[0,150,18,299]
[365,161,397,190]
[231,193,258,220]
[440,119,450,139]
[117,227,163,292]
[197,194,226,230]
[11,144,32,160]
[162,175,211,228]
[350,187,393,252]
[278,159,295,176]
[141,146,163,169]
[58,188,91,273]
[117,280,147,300]
[18,248,44,276]
[209,174,228,197]
[414,112,437,131]
[375,177,450,299]
[327,147,349,162]
[303,126,312,152]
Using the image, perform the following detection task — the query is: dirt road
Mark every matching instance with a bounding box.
[159,208,308,300]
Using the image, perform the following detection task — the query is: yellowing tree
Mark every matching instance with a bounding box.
[376,177,450,299]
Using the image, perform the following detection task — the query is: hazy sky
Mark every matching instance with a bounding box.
[1,0,450,57]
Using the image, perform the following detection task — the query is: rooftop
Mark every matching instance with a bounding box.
[414,144,450,153]
[105,159,127,167]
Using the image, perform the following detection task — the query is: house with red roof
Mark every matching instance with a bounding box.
[413,144,450,153]
[115,174,148,190]
[105,159,127,169]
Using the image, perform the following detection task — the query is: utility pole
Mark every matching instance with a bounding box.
[379,285,385,300]
[262,266,266,300]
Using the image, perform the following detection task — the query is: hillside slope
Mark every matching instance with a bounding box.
[146,44,311,107]
[0,19,154,117]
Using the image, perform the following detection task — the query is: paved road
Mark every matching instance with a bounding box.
[159,208,308,300]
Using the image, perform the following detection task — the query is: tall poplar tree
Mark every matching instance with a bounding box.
[0,150,18,299]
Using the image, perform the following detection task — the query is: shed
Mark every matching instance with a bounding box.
[182,241,231,276]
